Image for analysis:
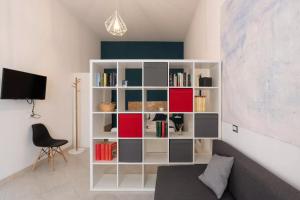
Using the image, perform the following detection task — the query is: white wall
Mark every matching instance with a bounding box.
[223,122,300,190]
[0,0,99,181]
[184,0,221,59]
[184,0,300,190]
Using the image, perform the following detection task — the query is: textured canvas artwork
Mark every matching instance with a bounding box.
[221,0,300,146]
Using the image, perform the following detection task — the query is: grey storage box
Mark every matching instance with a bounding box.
[119,139,142,162]
[144,62,168,86]
[194,114,218,137]
[169,139,193,162]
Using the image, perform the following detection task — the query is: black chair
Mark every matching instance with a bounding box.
[32,123,68,170]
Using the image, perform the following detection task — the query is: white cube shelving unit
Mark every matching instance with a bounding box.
[90,60,221,191]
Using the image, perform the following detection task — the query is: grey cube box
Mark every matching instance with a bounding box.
[194,114,218,138]
[169,139,193,162]
[119,139,142,162]
[144,62,168,86]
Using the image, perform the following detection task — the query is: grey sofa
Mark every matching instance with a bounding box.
[154,140,300,200]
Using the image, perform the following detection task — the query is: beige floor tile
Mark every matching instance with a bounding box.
[0,150,154,200]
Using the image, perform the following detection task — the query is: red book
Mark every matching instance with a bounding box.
[100,143,105,160]
[162,122,165,138]
[105,143,109,160]
[108,143,112,160]
[98,144,102,160]
[95,144,101,160]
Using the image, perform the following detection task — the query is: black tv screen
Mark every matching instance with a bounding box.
[1,68,47,99]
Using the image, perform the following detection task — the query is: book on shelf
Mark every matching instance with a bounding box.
[95,144,101,160]
[155,121,168,138]
[95,72,116,87]
[95,141,117,161]
[194,96,206,112]
[105,144,109,160]
[169,72,191,87]
[100,143,105,160]
[156,121,160,137]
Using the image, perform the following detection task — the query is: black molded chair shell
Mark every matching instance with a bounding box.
[32,123,68,147]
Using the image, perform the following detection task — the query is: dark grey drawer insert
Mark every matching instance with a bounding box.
[144,62,168,86]
[119,139,142,162]
[194,114,218,138]
[169,139,193,162]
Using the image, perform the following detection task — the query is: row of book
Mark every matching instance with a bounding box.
[156,121,168,137]
[95,72,117,87]
[95,142,117,161]
[169,72,192,87]
[194,96,206,112]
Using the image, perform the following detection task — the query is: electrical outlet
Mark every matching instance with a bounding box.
[232,124,238,133]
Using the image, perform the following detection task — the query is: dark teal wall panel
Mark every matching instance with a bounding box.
[101,41,184,59]
[147,90,167,101]
[125,69,142,86]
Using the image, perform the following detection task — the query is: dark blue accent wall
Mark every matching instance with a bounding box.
[101,41,184,59]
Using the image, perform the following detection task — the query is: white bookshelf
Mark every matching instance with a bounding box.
[90,60,221,191]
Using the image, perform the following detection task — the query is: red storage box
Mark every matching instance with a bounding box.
[169,89,193,112]
[118,114,142,138]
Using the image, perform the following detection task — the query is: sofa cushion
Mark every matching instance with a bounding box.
[199,154,234,199]
[154,165,235,200]
[213,140,300,200]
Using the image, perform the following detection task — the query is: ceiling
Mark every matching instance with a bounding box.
[59,0,200,41]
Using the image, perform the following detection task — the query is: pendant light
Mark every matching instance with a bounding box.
[105,8,127,37]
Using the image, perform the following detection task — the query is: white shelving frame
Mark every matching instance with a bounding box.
[90,59,221,191]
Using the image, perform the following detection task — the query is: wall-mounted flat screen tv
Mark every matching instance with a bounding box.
[0,68,47,100]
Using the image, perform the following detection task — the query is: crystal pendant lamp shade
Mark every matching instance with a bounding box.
[105,10,127,37]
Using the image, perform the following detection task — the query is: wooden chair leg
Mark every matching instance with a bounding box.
[49,148,54,171]
[47,148,50,166]
[32,149,43,170]
[58,147,67,163]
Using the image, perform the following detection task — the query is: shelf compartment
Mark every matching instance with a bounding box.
[144,62,168,87]
[144,165,162,188]
[118,114,142,138]
[169,88,193,112]
[118,165,143,188]
[144,113,168,138]
[144,139,168,163]
[169,61,193,87]
[118,88,142,112]
[93,113,117,138]
[93,139,117,163]
[194,89,219,112]
[92,62,117,87]
[169,113,193,139]
[194,113,218,138]
[194,139,212,164]
[93,165,117,189]
[194,62,219,87]
[119,139,142,163]
[118,62,143,87]
[144,89,168,112]
[169,139,193,162]
[92,88,117,112]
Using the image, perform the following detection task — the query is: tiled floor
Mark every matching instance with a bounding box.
[0,150,154,200]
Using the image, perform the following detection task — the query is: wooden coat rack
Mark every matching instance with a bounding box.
[69,77,85,155]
